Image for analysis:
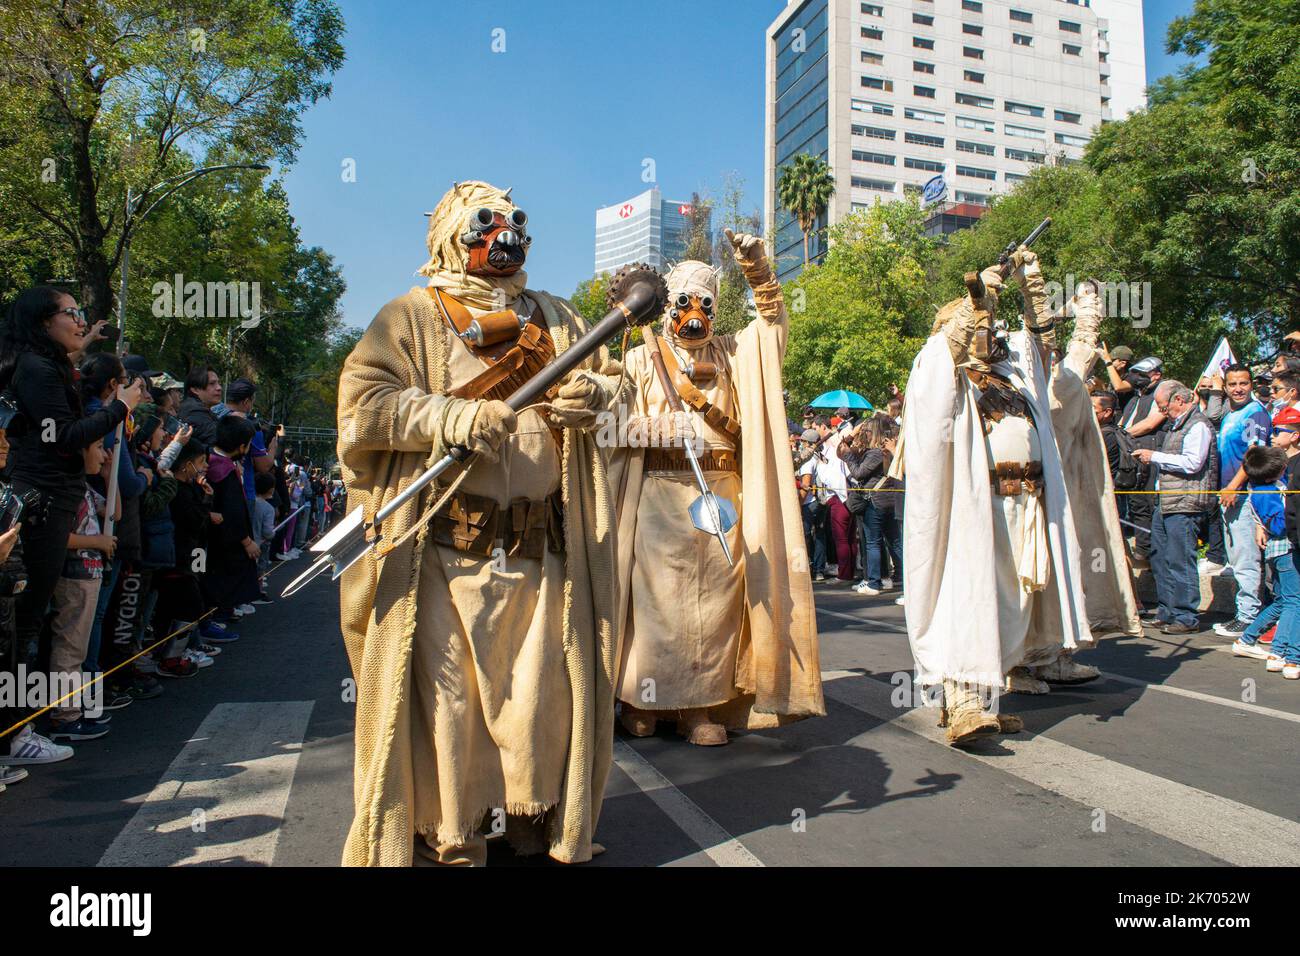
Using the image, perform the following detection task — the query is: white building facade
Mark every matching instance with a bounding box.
[764,0,1146,281]
[594,187,698,276]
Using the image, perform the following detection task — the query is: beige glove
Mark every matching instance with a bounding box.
[548,370,610,430]
[726,228,771,282]
[441,397,517,464]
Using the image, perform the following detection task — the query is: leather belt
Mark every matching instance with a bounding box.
[990,461,1043,497]
[644,448,737,473]
[431,489,564,559]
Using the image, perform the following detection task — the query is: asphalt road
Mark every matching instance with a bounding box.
[4,567,1298,867]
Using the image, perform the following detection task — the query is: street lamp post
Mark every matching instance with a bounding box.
[104,163,271,535]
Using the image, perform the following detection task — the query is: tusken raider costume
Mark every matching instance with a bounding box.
[334,181,624,866]
[609,230,823,746]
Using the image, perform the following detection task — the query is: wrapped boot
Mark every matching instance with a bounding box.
[1032,652,1101,684]
[618,704,657,737]
[1004,666,1050,695]
[677,708,728,746]
[943,679,1000,746]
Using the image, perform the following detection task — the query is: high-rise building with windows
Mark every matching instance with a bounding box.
[594,187,700,276]
[764,0,1145,281]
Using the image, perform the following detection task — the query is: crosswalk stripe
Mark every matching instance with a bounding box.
[822,672,1300,867]
[816,605,1300,725]
[98,701,314,867]
[612,740,764,867]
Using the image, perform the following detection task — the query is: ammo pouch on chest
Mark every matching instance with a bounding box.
[431,489,565,560]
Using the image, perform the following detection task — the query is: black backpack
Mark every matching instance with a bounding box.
[1109,424,1143,491]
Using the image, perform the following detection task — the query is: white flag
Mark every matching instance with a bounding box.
[1198,336,1237,384]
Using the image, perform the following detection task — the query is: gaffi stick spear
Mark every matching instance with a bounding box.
[281,265,669,597]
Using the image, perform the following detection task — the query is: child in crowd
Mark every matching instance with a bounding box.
[254,472,276,581]
[1234,445,1300,679]
[47,438,113,741]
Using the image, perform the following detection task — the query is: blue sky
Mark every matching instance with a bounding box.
[281,0,1197,329]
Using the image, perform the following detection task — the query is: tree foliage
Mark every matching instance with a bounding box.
[776,152,835,265]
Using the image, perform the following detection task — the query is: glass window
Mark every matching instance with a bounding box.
[1010,9,1033,22]
[962,23,983,35]
[1056,132,1089,146]
[905,157,945,172]
[955,92,994,108]
[852,98,894,116]
[1004,172,1028,184]
[914,85,936,98]
[852,124,896,140]
[1013,33,1033,45]
[853,149,896,165]
[852,176,895,192]
[905,131,944,147]
[913,12,934,25]
[861,50,884,64]
[956,164,996,180]
[1063,43,1081,55]
[1005,101,1044,117]
[964,70,984,83]
[1054,109,1081,124]
[1005,123,1046,138]
[956,190,990,205]
[905,106,946,123]
[956,139,995,155]
[862,2,884,15]
[913,36,935,49]
[914,61,935,74]
[1005,146,1045,163]
[962,0,982,11]
[1059,19,1081,32]
[862,26,883,40]
[956,114,995,131]
[861,76,894,91]
[964,46,984,58]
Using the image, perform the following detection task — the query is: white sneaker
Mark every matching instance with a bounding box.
[1267,655,1286,673]
[854,581,881,595]
[236,604,255,615]
[0,765,28,785]
[1197,559,1226,576]
[1233,640,1272,661]
[183,648,214,669]
[881,577,894,590]
[7,725,73,765]
[1284,663,1300,680]
[895,594,905,606]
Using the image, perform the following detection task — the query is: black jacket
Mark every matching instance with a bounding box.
[179,395,219,449]
[7,352,127,510]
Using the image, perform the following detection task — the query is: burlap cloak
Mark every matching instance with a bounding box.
[335,287,618,866]
[610,272,823,722]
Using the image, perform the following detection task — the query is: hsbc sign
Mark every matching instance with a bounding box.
[618,203,634,218]
[679,204,693,215]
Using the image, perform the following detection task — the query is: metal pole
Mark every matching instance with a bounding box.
[103,187,132,538]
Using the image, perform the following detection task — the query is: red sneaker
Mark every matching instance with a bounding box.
[1261,625,1276,645]
[157,657,198,678]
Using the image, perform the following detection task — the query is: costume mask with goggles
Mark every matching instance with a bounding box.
[662,260,721,350]
[460,205,531,276]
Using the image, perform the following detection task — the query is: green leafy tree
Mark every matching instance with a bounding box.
[776,153,835,266]
[0,0,345,322]
[782,199,935,410]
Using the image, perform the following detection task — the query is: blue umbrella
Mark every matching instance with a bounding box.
[808,389,873,411]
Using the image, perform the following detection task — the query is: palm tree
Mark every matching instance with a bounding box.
[777,153,836,266]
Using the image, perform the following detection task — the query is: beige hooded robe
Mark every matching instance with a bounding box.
[609,253,823,726]
[335,182,621,866]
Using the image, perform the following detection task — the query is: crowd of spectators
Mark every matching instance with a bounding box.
[790,396,905,605]
[1092,337,1300,680]
[0,286,345,793]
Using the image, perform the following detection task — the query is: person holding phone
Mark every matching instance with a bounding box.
[0,288,145,767]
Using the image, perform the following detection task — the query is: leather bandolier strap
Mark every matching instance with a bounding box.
[643,448,737,473]
[431,489,565,560]
[429,288,557,405]
[654,337,742,445]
